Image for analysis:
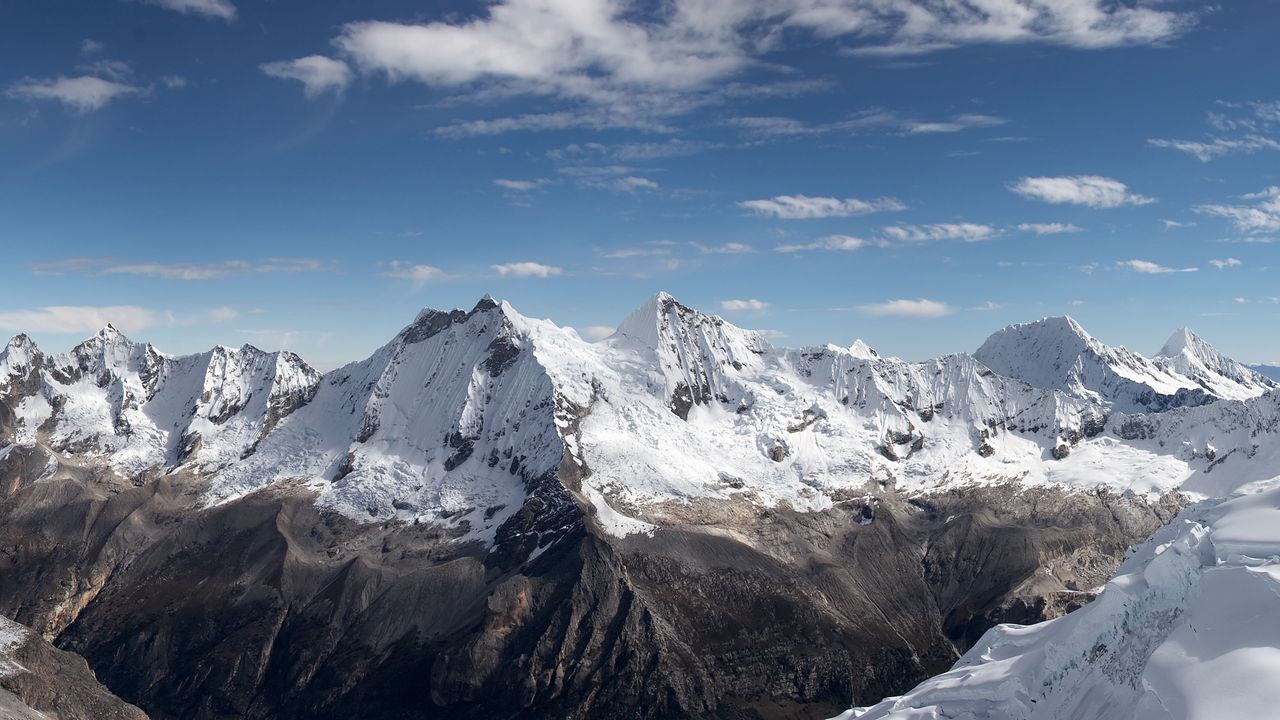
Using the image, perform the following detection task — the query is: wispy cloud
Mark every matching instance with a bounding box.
[1209,257,1242,269]
[719,299,769,311]
[0,304,237,335]
[7,75,141,112]
[1017,222,1084,235]
[882,223,999,243]
[382,261,452,285]
[1149,101,1280,161]
[856,298,953,318]
[492,261,565,278]
[1196,186,1280,234]
[903,113,1006,134]
[31,258,329,279]
[775,235,869,253]
[260,56,352,98]
[1117,259,1198,274]
[141,0,236,21]
[692,242,754,254]
[494,178,551,191]
[1011,175,1156,208]
[739,195,905,219]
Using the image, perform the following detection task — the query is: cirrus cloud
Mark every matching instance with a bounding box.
[739,195,906,219]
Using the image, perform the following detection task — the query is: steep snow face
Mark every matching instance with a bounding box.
[208,298,579,542]
[608,291,770,418]
[845,477,1280,720]
[1156,328,1276,400]
[975,317,1219,413]
[0,327,321,474]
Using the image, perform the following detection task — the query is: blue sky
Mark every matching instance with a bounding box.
[2,0,1279,369]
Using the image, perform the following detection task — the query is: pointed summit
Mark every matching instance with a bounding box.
[975,316,1215,412]
[1155,326,1275,399]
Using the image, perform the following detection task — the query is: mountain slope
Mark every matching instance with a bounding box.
[847,477,1280,720]
[1,615,147,720]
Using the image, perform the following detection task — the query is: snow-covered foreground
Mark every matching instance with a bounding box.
[841,478,1280,720]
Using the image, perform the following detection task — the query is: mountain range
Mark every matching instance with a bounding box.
[1,292,1277,719]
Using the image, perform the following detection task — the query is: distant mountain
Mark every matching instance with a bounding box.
[1,294,1277,719]
[1248,363,1280,382]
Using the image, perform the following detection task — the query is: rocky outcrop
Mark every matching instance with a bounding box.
[0,615,147,720]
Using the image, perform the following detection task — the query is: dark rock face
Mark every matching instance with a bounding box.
[0,446,1182,720]
[0,616,147,720]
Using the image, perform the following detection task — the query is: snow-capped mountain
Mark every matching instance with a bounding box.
[0,324,321,475]
[973,316,1271,414]
[3,293,1279,720]
[4,295,1273,536]
[1156,327,1277,399]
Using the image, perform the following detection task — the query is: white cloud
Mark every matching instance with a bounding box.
[141,0,236,20]
[597,244,671,259]
[1011,175,1156,208]
[1071,299,1085,306]
[720,299,769,311]
[1117,259,1198,274]
[973,301,1003,311]
[882,223,999,243]
[1149,101,1280,162]
[775,235,869,253]
[0,306,156,335]
[904,113,1006,134]
[1161,219,1195,230]
[382,261,451,284]
[692,242,754,254]
[327,0,1191,131]
[7,75,140,112]
[31,258,328,279]
[739,195,905,219]
[492,261,565,278]
[1017,222,1084,235]
[614,176,659,192]
[1234,296,1248,304]
[1148,136,1280,162]
[856,298,953,318]
[579,325,616,341]
[260,56,352,98]
[1196,187,1280,234]
[494,178,550,191]
[80,39,105,56]
[1209,257,1242,269]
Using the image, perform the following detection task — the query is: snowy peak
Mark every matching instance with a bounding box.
[1155,327,1276,400]
[975,316,1217,413]
[610,292,770,418]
